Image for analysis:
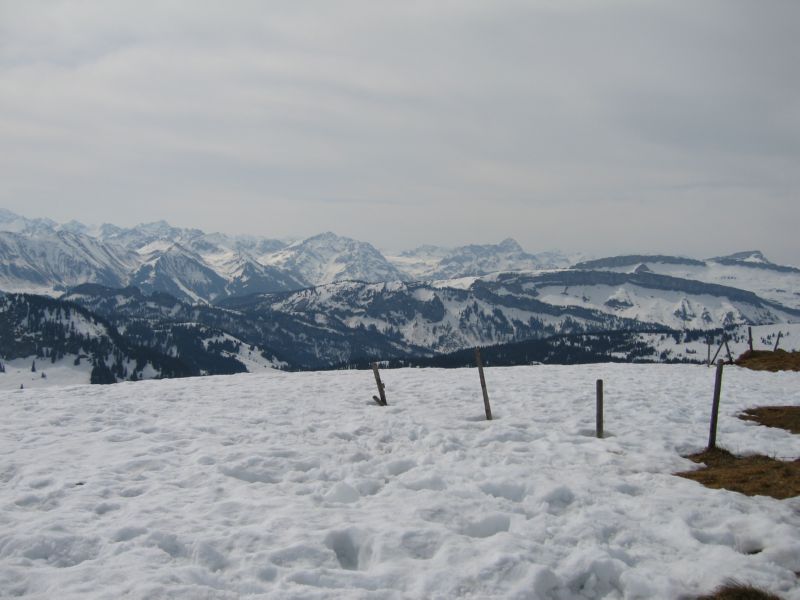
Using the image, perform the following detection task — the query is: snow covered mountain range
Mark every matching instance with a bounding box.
[1,208,799,378]
[0,209,576,302]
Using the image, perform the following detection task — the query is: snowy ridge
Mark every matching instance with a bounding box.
[581,256,800,311]
[0,365,798,598]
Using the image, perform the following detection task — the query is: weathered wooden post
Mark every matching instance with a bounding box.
[710,337,724,365]
[708,360,724,450]
[371,362,387,406]
[723,337,734,364]
[774,331,783,352]
[748,327,753,353]
[596,379,604,439]
[474,347,492,421]
[706,336,712,367]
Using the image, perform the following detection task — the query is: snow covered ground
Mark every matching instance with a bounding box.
[1,365,798,599]
[0,356,94,391]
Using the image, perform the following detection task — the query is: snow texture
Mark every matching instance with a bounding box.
[1,364,798,599]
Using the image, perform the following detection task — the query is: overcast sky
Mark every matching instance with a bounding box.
[1,1,798,263]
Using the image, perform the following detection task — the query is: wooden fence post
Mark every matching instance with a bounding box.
[474,348,492,421]
[748,327,753,352]
[723,337,734,364]
[706,336,711,367]
[708,360,724,450]
[371,362,387,406]
[596,379,604,439]
[774,331,783,352]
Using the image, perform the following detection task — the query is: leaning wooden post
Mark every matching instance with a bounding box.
[723,336,734,364]
[474,347,492,421]
[774,331,783,352]
[748,327,753,352]
[371,362,387,406]
[710,338,724,365]
[708,360,724,450]
[596,379,604,439]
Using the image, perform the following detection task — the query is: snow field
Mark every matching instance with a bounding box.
[0,364,799,599]
[0,356,95,391]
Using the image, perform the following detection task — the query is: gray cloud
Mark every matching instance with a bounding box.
[0,0,798,263]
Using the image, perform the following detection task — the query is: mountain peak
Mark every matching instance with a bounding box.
[497,238,524,253]
[135,220,175,233]
[713,250,770,265]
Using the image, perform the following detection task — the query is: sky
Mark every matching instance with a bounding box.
[1,1,798,263]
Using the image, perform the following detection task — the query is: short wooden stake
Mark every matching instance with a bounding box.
[596,379,604,439]
[748,327,753,352]
[474,348,492,421]
[708,360,724,450]
[774,331,783,352]
[706,337,711,367]
[371,362,387,406]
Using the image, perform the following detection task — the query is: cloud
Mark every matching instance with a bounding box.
[0,0,798,263]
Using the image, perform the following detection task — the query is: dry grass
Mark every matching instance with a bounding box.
[739,406,800,434]
[734,350,800,372]
[695,582,783,599]
[676,447,800,499]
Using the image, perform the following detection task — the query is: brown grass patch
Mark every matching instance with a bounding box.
[739,406,800,434]
[676,447,800,499]
[735,349,800,372]
[696,582,783,599]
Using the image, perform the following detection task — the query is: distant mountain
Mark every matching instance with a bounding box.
[572,255,706,270]
[129,243,231,303]
[0,208,58,236]
[0,210,414,300]
[0,230,137,295]
[261,232,405,286]
[710,250,800,274]
[221,255,308,298]
[388,238,574,280]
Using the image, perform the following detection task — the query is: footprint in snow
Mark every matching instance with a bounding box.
[94,502,120,515]
[400,530,442,560]
[324,529,372,571]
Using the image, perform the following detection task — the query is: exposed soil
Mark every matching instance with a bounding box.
[735,350,800,372]
[676,447,800,499]
[739,406,800,434]
[695,582,783,600]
